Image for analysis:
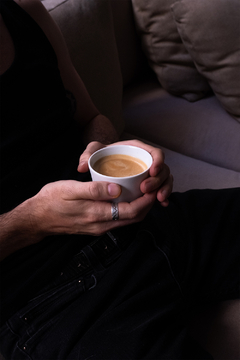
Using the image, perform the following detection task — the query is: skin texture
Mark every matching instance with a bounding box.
[0,0,173,261]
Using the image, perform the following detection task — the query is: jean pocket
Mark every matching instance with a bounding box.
[7,274,96,351]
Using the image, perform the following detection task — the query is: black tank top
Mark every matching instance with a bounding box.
[0,0,84,214]
[0,0,89,324]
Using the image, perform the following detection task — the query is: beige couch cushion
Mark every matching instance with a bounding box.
[42,0,124,135]
[122,134,240,192]
[172,0,240,122]
[122,79,240,172]
[131,0,211,102]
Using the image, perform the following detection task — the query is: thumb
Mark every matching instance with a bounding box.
[77,142,105,173]
[77,181,122,201]
[107,183,122,198]
[77,160,89,173]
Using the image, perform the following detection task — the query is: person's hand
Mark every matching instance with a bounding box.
[0,175,159,261]
[78,140,173,207]
[23,139,173,241]
[31,180,157,237]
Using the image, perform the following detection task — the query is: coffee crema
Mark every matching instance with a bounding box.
[93,154,148,177]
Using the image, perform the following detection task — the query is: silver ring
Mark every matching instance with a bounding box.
[111,202,119,221]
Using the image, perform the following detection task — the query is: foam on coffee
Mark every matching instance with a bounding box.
[93,154,148,177]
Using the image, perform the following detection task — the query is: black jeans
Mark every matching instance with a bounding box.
[0,188,239,359]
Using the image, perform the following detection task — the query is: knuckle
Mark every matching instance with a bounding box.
[86,141,96,151]
[89,141,100,148]
[154,146,164,158]
[60,181,76,199]
[132,139,141,146]
[89,182,102,199]
[87,211,99,224]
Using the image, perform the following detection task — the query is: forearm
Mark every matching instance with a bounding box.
[82,114,119,146]
[0,198,42,261]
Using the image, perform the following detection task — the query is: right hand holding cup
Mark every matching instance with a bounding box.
[32,179,157,238]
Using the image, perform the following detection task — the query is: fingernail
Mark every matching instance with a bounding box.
[108,183,121,198]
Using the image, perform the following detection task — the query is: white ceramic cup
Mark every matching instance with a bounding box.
[88,145,153,203]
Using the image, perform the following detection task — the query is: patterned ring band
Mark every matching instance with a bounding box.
[111,202,119,221]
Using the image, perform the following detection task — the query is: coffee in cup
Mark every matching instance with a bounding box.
[88,145,153,203]
[93,154,148,177]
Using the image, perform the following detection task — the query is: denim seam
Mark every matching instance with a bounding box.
[88,274,97,290]
[28,276,82,304]
[5,321,32,360]
[22,280,83,321]
[25,315,61,348]
[16,343,33,360]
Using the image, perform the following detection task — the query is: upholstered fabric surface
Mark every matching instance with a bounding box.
[42,0,124,135]
[123,79,240,172]
[131,0,211,102]
[172,0,240,122]
[41,0,66,11]
[122,134,240,192]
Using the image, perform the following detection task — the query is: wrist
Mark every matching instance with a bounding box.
[82,114,119,146]
[0,196,45,261]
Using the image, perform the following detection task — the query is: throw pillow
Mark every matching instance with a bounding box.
[172,0,240,122]
[131,0,211,102]
[41,0,124,134]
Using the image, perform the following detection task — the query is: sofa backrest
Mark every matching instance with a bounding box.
[110,0,148,87]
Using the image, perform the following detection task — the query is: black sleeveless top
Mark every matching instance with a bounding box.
[0,0,85,214]
[0,0,89,324]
